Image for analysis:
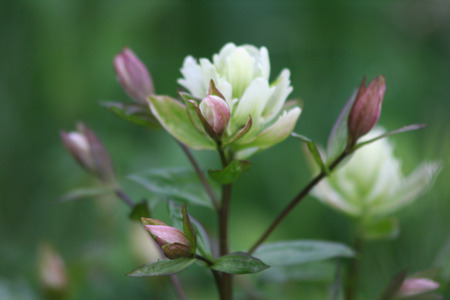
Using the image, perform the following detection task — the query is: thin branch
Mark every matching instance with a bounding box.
[177,141,219,210]
[170,275,187,300]
[115,188,135,208]
[248,150,350,254]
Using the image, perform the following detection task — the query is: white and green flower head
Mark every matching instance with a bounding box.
[312,127,441,220]
[148,43,301,158]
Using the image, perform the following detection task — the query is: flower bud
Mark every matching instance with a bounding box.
[61,123,116,184]
[114,48,154,104]
[143,218,192,259]
[397,278,440,298]
[38,243,68,297]
[199,95,230,137]
[347,76,386,148]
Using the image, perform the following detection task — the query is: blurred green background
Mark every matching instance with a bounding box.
[1,0,449,299]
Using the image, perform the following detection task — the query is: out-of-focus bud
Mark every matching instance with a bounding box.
[38,243,68,299]
[396,278,440,298]
[199,95,230,137]
[347,76,386,148]
[61,123,116,185]
[143,218,192,259]
[114,48,154,104]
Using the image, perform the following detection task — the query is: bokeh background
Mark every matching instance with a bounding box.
[1,1,449,299]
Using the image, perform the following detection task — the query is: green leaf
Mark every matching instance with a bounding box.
[377,270,406,300]
[129,200,151,222]
[327,90,356,162]
[168,200,213,261]
[208,160,252,184]
[129,168,216,209]
[102,101,160,129]
[127,258,197,277]
[148,95,216,150]
[182,204,197,255]
[59,187,113,202]
[254,240,354,267]
[211,252,269,274]
[361,218,399,240]
[354,124,426,150]
[258,261,335,283]
[291,133,329,175]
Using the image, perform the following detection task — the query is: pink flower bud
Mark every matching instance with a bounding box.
[61,123,115,184]
[347,75,386,147]
[114,48,154,104]
[143,219,192,259]
[397,278,440,298]
[199,95,230,136]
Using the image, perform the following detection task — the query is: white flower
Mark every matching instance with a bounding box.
[176,43,301,158]
[312,127,441,217]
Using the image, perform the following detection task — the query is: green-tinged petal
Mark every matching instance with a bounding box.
[374,162,442,215]
[262,69,293,123]
[235,107,301,156]
[148,95,216,150]
[312,180,361,216]
[225,47,256,98]
[230,78,273,135]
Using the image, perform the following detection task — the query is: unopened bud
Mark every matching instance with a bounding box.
[347,75,386,148]
[143,218,192,259]
[397,278,440,298]
[114,48,154,104]
[61,123,115,184]
[199,95,230,136]
[38,243,68,297]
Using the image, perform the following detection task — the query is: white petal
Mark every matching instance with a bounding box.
[374,162,442,215]
[258,46,270,80]
[236,107,301,151]
[312,180,361,216]
[177,56,205,97]
[230,78,272,133]
[213,43,237,70]
[262,69,293,122]
[225,47,256,98]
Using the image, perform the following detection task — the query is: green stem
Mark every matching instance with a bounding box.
[248,149,351,254]
[115,188,187,300]
[170,275,187,300]
[177,141,219,210]
[345,235,363,300]
[218,146,233,300]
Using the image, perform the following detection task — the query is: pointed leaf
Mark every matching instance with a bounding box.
[127,258,197,277]
[259,261,335,283]
[102,101,160,129]
[148,95,215,150]
[291,133,329,175]
[377,270,407,300]
[208,160,252,184]
[129,200,151,222]
[168,200,213,261]
[59,187,113,202]
[211,252,269,275]
[129,168,216,209]
[182,204,197,255]
[208,79,226,99]
[354,124,427,150]
[222,115,252,147]
[327,90,356,162]
[254,240,354,267]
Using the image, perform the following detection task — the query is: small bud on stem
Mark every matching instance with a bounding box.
[347,76,386,148]
[114,48,154,104]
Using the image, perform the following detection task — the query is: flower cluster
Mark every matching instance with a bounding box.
[149,43,301,158]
